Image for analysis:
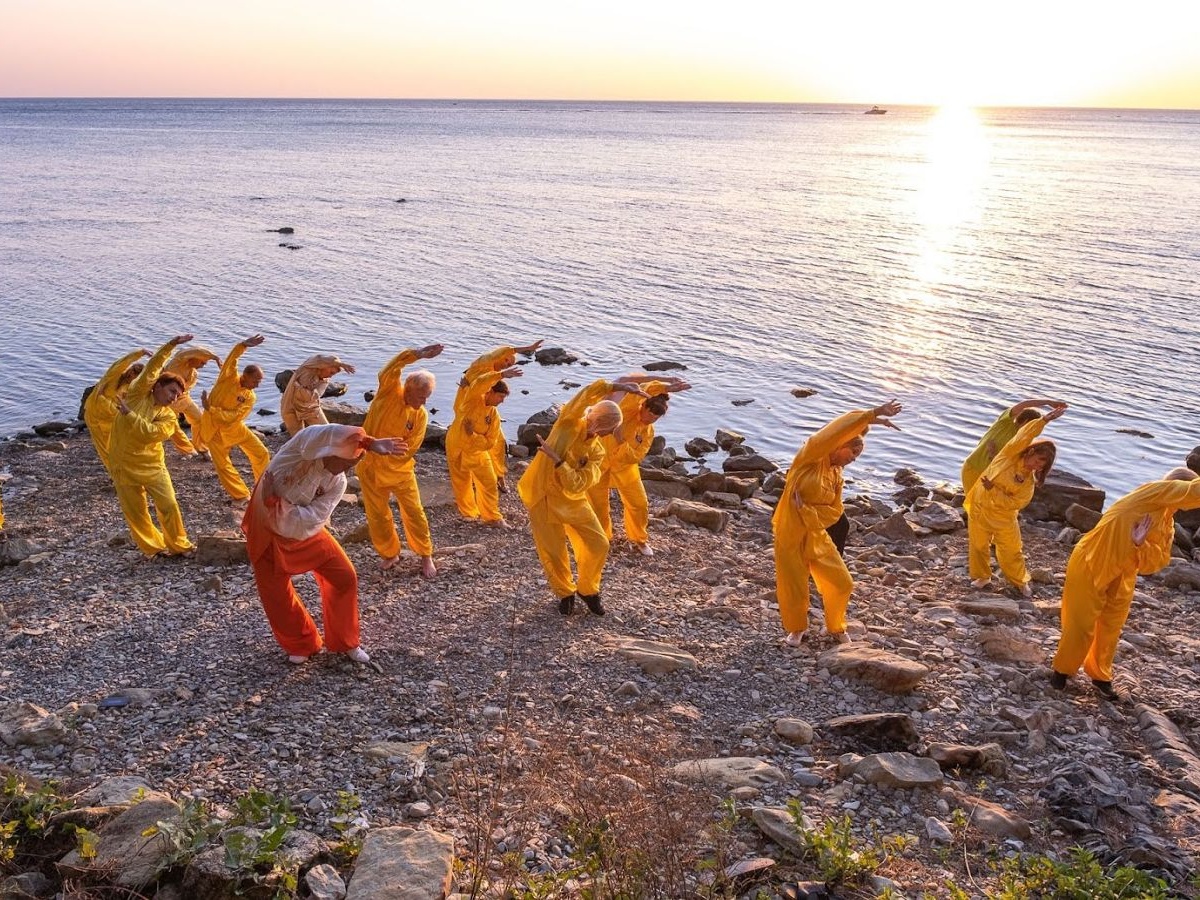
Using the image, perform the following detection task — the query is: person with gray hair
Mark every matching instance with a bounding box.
[358,344,444,578]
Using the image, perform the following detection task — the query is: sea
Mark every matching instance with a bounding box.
[1,99,1197,497]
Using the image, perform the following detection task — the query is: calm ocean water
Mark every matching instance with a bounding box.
[1,99,1197,496]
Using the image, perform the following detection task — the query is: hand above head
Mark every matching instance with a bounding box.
[340,362,357,375]
[1043,405,1067,423]
[243,334,266,348]
[535,434,562,464]
[500,366,524,379]
[170,334,194,346]
[515,339,544,355]
[873,399,902,429]
[419,343,444,359]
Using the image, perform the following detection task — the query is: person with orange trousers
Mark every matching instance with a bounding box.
[773,401,903,646]
[242,424,404,664]
[84,348,149,473]
[198,335,270,502]
[964,408,1064,595]
[518,377,651,616]
[358,343,444,578]
[1050,468,1200,699]
[165,344,221,455]
[108,335,196,557]
[587,376,690,556]
[453,341,543,491]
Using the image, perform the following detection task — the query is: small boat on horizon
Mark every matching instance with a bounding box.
[865,105,887,115]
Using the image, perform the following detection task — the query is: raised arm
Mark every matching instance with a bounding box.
[1009,398,1068,418]
[130,335,193,396]
[794,402,899,468]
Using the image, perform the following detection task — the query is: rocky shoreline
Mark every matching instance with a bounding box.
[3,410,1200,899]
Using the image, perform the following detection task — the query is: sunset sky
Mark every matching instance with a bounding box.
[2,0,1198,108]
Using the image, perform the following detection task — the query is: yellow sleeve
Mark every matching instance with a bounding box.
[402,410,428,463]
[377,349,421,395]
[990,417,1047,470]
[129,341,176,397]
[95,350,146,396]
[555,435,605,494]
[795,410,875,467]
[464,346,515,383]
[546,381,615,459]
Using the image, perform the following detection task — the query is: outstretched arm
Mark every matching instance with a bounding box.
[1010,398,1068,418]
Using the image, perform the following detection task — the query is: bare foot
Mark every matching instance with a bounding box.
[379,555,399,571]
[785,631,806,647]
[420,556,437,579]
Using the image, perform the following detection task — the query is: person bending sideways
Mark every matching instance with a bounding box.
[518,377,651,616]
[108,335,196,557]
[358,343,444,578]
[242,424,404,665]
[199,334,270,503]
[773,401,903,646]
[587,376,690,557]
[84,348,148,473]
[446,366,521,526]
[961,398,1067,494]
[964,407,1065,595]
[455,340,543,492]
[1050,467,1200,700]
[165,344,221,456]
[280,353,356,434]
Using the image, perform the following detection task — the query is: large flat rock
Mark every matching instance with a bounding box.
[1137,704,1200,800]
[854,752,944,789]
[345,826,454,900]
[0,701,67,747]
[823,712,920,751]
[59,798,181,889]
[671,757,785,789]
[616,639,698,674]
[1027,468,1104,521]
[818,646,929,694]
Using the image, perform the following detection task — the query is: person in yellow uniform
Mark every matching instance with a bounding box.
[1050,468,1200,700]
[964,407,1065,594]
[773,400,903,646]
[587,376,690,557]
[281,354,357,434]
[358,342,444,578]
[518,377,651,616]
[198,335,270,503]
[961,398,1067,493]
[108,335,196,557]
[446,366,522,525]
[84,348,149,473]
[454,340,544,493]
[165,344,221,456]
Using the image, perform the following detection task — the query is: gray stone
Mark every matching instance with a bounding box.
[58,798,181,889]
[774,718,814,745]
[978,625,1044,663]
[855,752,944,789]
[534,347,578,365]
[671,757,785,789]
[194,532,248,566]
[1161,561,1200,591]
[818,646,929,694]
[74,775,164,807]
[345,826,454,900]
[1027,468,1104,521]
[0,701,67,747]
[1137,704,1200,799]
[868,510,916,541]
[320,400,367,427]
[925,816,953,844]
[685,437,718,456]
[1064,503,1102,533]
[616,639,698,674]
[907,500,964,533]
[306,864,348,900]
[643,480,693,501]
[714,429,745,450]
[957,597,1021,622]
[0,872,53,899]
[823,712,920,751]
[958,795,1031,839]
[643,360,687,371]
[722,453,778,474]
[663,499,729,533]
[750,806,807,856]
[927,742,1009,776]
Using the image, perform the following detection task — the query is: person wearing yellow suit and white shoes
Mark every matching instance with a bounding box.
[518,377,652,616]
[108,335,196,557]
[358,342,445,578]
[587,376,690,557]
[453,340,544,494]
[964,406,1065,596]
[1050,467,1200,700]
[83,348,149,473]
[198,335,271,504]
[165,344,221,456]
[773,400,903,646]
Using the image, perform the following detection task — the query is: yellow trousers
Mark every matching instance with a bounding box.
[1051,553,1133,683]
[209,427,270,501]
[113,468,193,556]
[774,528,852,634]
[169,396,206,454]
[358,466,433,558]
[449,453,501,522]
[967,511,1028,585]
[587,466,650,544]
[528,495,609,598]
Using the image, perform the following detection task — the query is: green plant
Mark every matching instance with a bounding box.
[73,825,100,862]
[144,796,224,872]
[2,773,69,839]
[787,800,880,886]
[329,790,368,862]
[989,848,1172,899]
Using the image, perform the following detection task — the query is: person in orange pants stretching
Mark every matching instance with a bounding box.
[1050,468,1200,699]
[358,343,444,577]
[108,335,196,557]
[518,377,651,616]
[242,424,404,664]
[587,376,690,556]
[773,401,902,646]
[199,334,270,502]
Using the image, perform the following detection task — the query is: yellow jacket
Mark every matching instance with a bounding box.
[84,349,145,449]
[108,342,180,481]
[598,381,670,474]
[964,418,1047,520]
[1072,478,1200,594]
[773,410,874,538]
[518,380,612,507]
[447,370,504,466]
[359,349,427,477]
[198,341,258,444]
[166,346,220,390]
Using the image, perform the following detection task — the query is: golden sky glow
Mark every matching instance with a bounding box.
[1,0,1198,107]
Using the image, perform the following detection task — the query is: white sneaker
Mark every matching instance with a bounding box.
[287,654,308,665]
[971,577,992,589]
[636,543,654,557]
[346,647,370,663]
[785,631,806,647]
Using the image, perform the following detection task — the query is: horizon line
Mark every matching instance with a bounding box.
[2,96,1199,113]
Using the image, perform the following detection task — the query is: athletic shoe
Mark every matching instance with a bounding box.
[580,593,605,616]
[1048,671,1067,690]
[1091,679,1120,700]
[287,654,308,665]
[346,647,371,663]
[558,594,576,615]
